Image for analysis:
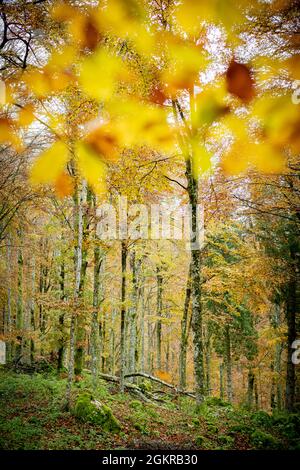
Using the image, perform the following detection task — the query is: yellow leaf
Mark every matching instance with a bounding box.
[17,105,35,127]
[0,118,23,151]
[221,141,249,175]
[79,48,122,101]
[175,0,214,34]
[30,141,69,185]
[249,142,286,174]
[193,80,229,128]
[84,124,119,162]
[192,142,212,177]
[161,39,207,96]
[76,142,106,195]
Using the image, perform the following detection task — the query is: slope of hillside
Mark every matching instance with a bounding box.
[0,368,299,451]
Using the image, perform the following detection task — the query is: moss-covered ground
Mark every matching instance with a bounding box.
[0,368,299,450]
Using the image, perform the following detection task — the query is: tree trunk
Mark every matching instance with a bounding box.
[65,180,84,409]
[5,234,12,362]
[140,284,145,373]
[205,337,211,396]
[16,230,23,362]
[29,255,36,365]
[120,240,127,393]
[74,184,89,376]
[57,261,65,372]
[179,268,191,390]
[128,251,139,381]
[248,368,255,409]
[219,360,224,400]
[91,233,103,388]
[225,324,233,402]
[186,155,204,405]
[156,265,163,370]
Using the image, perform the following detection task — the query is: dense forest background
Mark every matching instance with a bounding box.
[0,0,299,450]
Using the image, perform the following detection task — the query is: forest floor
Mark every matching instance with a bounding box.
[0,367,299,450]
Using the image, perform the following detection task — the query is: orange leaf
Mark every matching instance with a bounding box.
[54,172,74,198]
[226,60,255,103]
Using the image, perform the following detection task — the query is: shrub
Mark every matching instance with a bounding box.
[205,397,231,408]
[251,410,272,427]
[250,430,281,449]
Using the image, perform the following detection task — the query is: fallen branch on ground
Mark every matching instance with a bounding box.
[124,372,196,398]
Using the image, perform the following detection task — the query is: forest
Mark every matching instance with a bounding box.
[0,0,299,452]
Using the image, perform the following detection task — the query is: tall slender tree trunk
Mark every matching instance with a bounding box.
[156,265,163,370]
[179,268,191,390]
[16,230,23,362]
[140,284,145,373]
[186,156,204,405]
[109,310,116,376]
[91,231,103,388]
[172,97,204,404]
[219,359,224,400]
[65,181,84,409]
[128,251,138,380]
[57,261,66,372]
[205,334,211,396]
[285,242,299,411]
[120,241,127,392]
[248,368,255,409]
[5,235,12,362]
[147,319,152,373]
[225,324,233,402]
[74,184,89,376]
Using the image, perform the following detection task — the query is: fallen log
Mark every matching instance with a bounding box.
[124,372,196,398]
[83,370,166,406]
[83,369,195,400]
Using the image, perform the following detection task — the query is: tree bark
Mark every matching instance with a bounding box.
[16,229,23,362]
[248,368,255,409]
[120,240,127,393]
[91,238,103,388]
[65,180,84,409]
[285,244,299,411]
[74,184,89,376]
[225,324,233,402]
[219,359,224,400]
[179,267,191,390]
[140,284,145,373]
[156,265,163,370]
[128,251,139,380]
[5,234,12,362]
[186,156,204,405]
[57,260,65,372]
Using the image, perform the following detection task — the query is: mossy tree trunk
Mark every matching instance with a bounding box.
[179,267,191,390]
[66,180,84,408]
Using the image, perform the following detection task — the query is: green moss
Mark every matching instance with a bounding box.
[73,393,121,432]
[206,423,218,434]
[272,411,300,439]
[134,422,149,435]
[250,430,281,449]
[251,410,272,427]
[218,434,234,448]
[228,424,252,435]
[205,397,231,408]
[195,435,205,446]
[139,380,152,392]
[129,400,143,411]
